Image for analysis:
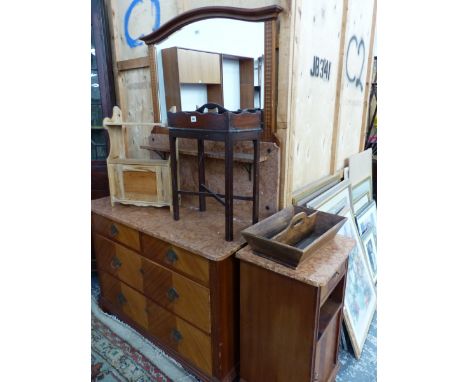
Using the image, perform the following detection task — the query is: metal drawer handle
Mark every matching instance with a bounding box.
[166,248,178,264]
[167,287,179,302]
[171,328,183,343]
[110,223,119,237]
[117,292,127,305]
[111,256,122,270]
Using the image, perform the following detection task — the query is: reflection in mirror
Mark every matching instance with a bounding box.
[155,19,264,123]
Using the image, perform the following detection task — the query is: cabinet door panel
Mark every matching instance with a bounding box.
[177,49,221,84]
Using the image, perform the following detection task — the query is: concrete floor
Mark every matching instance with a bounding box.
[336,312,377,382]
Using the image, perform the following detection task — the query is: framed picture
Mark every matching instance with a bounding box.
[353,192,370,216]
[339,208,377,359]
[356,200,377,237]
[351,176,372,204]
[338,210,377,359]
[306,180,353,215]
[308,182,376,359]
[362,229,377,283]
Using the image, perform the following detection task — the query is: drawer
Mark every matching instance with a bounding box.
[92,214,140,251]
[100,272,212,375]
[320,261,347,307]
[94,234,144,291]
[141,233,210,286]
[147,297,213,375]
[95,235,211,333]
[141,257,211,334]
[100,272,148,330]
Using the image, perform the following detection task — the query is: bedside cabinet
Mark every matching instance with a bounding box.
[236,236,355,382]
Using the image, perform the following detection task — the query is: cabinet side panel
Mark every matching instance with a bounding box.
[240,261,318,382]
[210,256,239,381]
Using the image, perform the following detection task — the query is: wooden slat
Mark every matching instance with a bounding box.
[148,46,161,123]
[330,0,350,174]
[359,0,377,151]
[116,56,150,71]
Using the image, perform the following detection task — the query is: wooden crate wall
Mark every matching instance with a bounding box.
[104,0,376,207]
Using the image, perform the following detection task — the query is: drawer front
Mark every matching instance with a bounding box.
[96,235,211,333]
[141,233,210,286]
[94,234,144,291]
[147,298,213,375]
[100,272,148,329]
[141,257,211,334]
[92,214,140,251]
[320,261,347,307]
[100,272,212,376]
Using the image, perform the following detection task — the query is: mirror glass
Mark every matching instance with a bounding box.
[155,19,264,123]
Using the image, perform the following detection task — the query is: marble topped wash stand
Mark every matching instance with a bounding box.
[92,196,251,382]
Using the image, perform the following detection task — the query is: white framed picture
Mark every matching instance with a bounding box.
[351,176,372,204]
[362,229,377,284]
[306,180,353,216]
[353,192,370,216]
[338,208,377,359]
[356,200,377,237]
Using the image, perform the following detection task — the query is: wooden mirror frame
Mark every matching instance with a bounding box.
[140,5,283,142]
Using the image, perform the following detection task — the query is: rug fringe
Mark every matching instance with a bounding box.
[92,297,199,382]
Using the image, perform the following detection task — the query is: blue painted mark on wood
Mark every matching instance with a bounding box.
[124,0,160,48]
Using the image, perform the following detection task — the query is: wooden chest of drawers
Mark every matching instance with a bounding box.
[236,236,355,382]
[91,198,247,382]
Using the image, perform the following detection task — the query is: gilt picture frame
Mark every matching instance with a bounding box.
[306,179,353,215]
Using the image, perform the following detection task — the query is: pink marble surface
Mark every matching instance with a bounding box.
[92,197,251,261]
[236,235,356,286]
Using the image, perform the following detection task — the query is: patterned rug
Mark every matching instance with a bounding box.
[91,281,197,382]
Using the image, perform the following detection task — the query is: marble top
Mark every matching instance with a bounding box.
[236,235,356,287]
[92,197,252,261]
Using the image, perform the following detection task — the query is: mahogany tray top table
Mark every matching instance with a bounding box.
[92,197,252,382]
[236,235,355,382]
[167,104,262,241]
